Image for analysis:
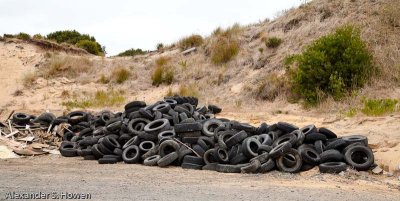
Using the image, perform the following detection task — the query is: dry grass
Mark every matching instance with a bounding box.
[178,34,204,50]
[381,0,400,28]
[210,37,239,65]
[62,89,125,110]
[111,66,131,84]
[155,56,171,67]
[152,57,174,86]
[253,73,288,101]
[178,84,200,97]
[98,74,110,84]
[22,72,37,87]
[40,54,93,79]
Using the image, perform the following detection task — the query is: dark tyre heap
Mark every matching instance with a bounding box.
[15,96,375,174]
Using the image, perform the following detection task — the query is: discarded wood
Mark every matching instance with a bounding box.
[16,136,35,142]
[181,47,196,55]
[47,123,53,134]
[173,138,201,158]
[8,120,12,132]
[6,110,14,121]
[5,130,19,138]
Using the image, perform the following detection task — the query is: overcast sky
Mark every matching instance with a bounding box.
[0,0,303,55]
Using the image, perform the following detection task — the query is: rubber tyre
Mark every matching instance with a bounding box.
[122,145,140,164]
[241,160,261,174]
[344,145,374,171]
[298,144,320,166]
[157,152,179,167]
[276,148,302,173]
[320,149,343,163]
[319,162,347,173]
[242,137,261,158]
[258,159,276,173]
[269,142,291,159]
[202,119,224,137]
[225,131,248,148]
[98,157,118,164]
[159,140,180,157]
[143,155,161,166]
[318,127,337,139]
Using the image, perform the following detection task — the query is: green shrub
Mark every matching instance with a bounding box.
[152,66,174,86]
[361,98,398,116]
[286,25,373,106]
[16,32,31,40]
[211,37,239,65]
[178,34,204,50]
[76,40,102,55]
[265,37,282,48]
[33,34,44,40]
[3,34,14,38]
[47,30,104,55]
[62,90,125,110]
[157,43,164,51]
[111,67,131,84]
[117,48,146,57]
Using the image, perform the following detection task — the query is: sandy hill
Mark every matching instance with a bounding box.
[0,0,399,171]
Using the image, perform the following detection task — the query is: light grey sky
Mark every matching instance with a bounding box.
[0,0,303,55]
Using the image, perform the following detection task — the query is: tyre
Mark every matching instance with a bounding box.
[242,137,261,158]
[122,145,140,164]
[139,141,156,153]
[83,155,96,160]
[157,152,179,167]
[277,122,299,133]
[272,133,298,148]
[158,130,176,142]
[174,122,202,133]
[143,155,161,166]
[314,140,325,154]
[319,162,347,173]
[344,145,374,171]
[66,111,88,125]
[192,145,206,157]
[298,144,320,166]
[241,160,261,174]
[159,140,180,157]
[258,159,275,173]
[144,119,170,136]
[304,133,327,143]
[214,147,229,164]
[103,136,121,150]
[181,163,203,170]
[182,155,204,165]
[202,163,218,171]
[225,131,248,148]
[300,125,317,136]
[325,139,347,151]
[202,119,224,137]
[269,142,291,159]
[122,136,140,149]
[197,137,214,151]
[216,164,246,173]
[276,148,302,173]
[204,149,218,164]
[152,103,171,114]
[318,127,337,139]
[250,152,269,164]
[342,135,368,146]
[290,130,305,147]
[208,104,222,114]
[258,134,273,146]
[125,101,146,111]
[12,113,31,125]
[256,123,269,135]
[128,118,150,135]
[320,149,343,163]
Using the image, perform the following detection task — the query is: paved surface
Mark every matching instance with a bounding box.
[0,156,399,201]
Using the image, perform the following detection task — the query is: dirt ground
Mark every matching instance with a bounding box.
[0,155,399,201]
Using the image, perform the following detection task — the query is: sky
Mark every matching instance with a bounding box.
[0,0,303,55]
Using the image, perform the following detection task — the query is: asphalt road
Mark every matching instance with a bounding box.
[0,156,399,201]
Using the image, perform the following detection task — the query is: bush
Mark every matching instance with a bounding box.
[117,48,146,57]
[178,34,204,50]
[16,32,31,40]
[253,73,287,101]
[62,90,125,110]
[152,57,174,85]
[111,67,131,84]
[152,66,174,86]
[46,30,104,55]
[286,25,373,105]
[76,40,102,55]
[41,55,93,78]
[265,37,282,48]
[211,37,239,65]
[361,98,398,116]
[33,34,44,40]
[157,43,164,51]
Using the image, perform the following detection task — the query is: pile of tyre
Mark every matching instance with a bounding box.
[22,96,375,174]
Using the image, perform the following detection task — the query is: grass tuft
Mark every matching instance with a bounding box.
[361,98,398,116]
[62,90,125,110]
[111,67,131,84]
[265,37,283,48]
[178,34,204,50]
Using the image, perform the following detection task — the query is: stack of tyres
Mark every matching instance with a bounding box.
[15,96,375,174]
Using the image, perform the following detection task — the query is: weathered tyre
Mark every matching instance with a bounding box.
[276,148,302,173]
[157,152,178,167]
[143,155,161,166]
[319,162,347,173]
[122,145,140,164]
[269,142,291,159]
[344,145,374,171]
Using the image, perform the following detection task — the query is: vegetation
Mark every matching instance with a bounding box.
[381,0,400,27]
[157,43,164,51]
[265,37,283,48]
[22,72,37,87]
[33,34,44,40]
[210,37,239,65]
[178,84,199,97]
[178,34,204,50]
[62,90,125,110]
[16,32,31,40]
[361,98,398,116]
[98,74,110,84]
[285,25,374,106]
[111,67,131,84]
[152,57,174,86]
[40,55,93,78]
[117,48,146,57]
[46,30,104,55]
[76,40,102,55]
[254,73,287,101]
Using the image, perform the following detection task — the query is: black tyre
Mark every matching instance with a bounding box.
[103,136,121,150]
[298,144,320,166]
[277,122,298,133]
[144,119,170,136]
[300,125,317,136]
[320,149,343,163]
[122,136,140,149]
[314,140,325,154]
[319,162,347,173]
[242,137,261,158]
[60,142,77,157]
[318,127,337,139]
[269,142,291,159]
[181,163,203,170]
[122,145,140,164]
[157,152,179,167]
[159,140,180,157]
[276,148,302,173]
[143,155,161,166]
[258,159,276,173]
[325,139,347,151]
[204,149,218,164]
[66,111,88,125]
[342,135,368,146]
[83,155,96,160]
[182,155,204,165]
[214,147,229,164]
[139,141,156,153]
[241,160,261,174]
[98,157,118,164]
[225,131,248,148]
[202,119,224,137]
[272,133,298,148]
[216,164,246,173]
[174,122,202,133]
[304,133,327,143]
[208,104,222,114]
[258,134,273,146]
[344,145,374,171]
